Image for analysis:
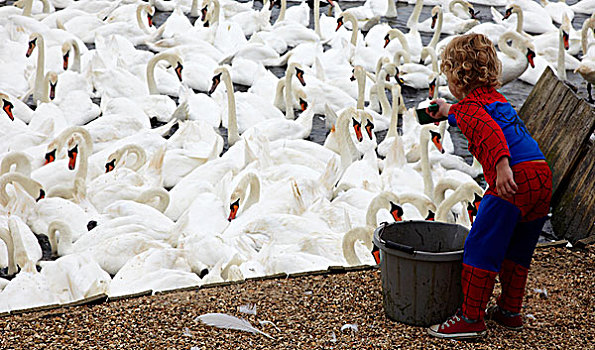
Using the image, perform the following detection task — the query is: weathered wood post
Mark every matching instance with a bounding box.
[518,67,595,243]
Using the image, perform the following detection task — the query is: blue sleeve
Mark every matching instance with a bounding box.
[448,113,457,127]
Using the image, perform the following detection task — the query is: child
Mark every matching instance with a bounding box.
[427,33,552,339]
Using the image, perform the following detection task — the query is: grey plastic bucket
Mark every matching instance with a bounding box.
[372,221,469,327]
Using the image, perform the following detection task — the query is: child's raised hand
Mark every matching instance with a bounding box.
[429,98,451,119]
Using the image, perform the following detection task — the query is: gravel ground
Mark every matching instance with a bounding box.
[0,245,593,349]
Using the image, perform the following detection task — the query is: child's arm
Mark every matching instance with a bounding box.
[495,156,518,198]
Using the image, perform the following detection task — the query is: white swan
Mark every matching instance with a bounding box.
[575,15,595,103]
[435,181,484,227]
[418,1,478,35]
[497,31,536,86]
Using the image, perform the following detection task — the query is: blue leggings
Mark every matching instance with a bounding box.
[463,194,546,272]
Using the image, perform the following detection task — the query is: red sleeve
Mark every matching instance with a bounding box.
[451,100,511,186]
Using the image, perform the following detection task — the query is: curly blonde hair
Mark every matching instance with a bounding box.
[440,33,502,93]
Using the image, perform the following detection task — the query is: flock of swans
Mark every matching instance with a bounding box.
[0,0,593,312]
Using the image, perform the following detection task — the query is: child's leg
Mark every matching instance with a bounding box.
[497,217,547,314]
[461,194,521,321]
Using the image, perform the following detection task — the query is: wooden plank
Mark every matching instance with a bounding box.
[518,67,595,203]
[552,136,595,242]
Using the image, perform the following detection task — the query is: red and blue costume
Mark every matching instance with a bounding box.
[447,87,552,321]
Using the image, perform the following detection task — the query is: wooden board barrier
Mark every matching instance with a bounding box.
[518,66,595,242]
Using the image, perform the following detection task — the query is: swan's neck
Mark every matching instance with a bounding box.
[515,8,524,34]
[21,0,34,17]
[394,50,411,65]
[0,174,40,207]
[1,153,32,177]
[390,29,410,52]
[40,72,53,104]
[498,33,522,59]
[345,13,359,46]
[386,0,397,17]
[210,0,221,26]
[365,193,395,227]
[285,64,298,119]
[190,0,199,17]
[399,193,435,218]
[356,69,365,110]
[558,29,567,81]
[435,188,472,222]
[273,79,286,109]
[239,173,260,213]
[33,34,45,104]
[147,54,164,94]
[342,226,371,266]
[120,145,147,171]
[48,222,73,256]
[428,9,443,49]
[136,188,170,213]
[40,0,51,13]
[337,110,358,169]
[276,0,287,23]
[581,18,595,55]
[314,0,321,37]
[0,228,17,275]
[223,71,240,146]
[74,138,90,182]
[386,86,401,138]
[407,0,424,29]
[136,5,151,34]
[449,0,466,14]
[71,40,82,73]
[426,48,439,74]
[420,131,434,200]
[376,71,391,117]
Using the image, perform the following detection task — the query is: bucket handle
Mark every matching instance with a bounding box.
[378,222,416,255]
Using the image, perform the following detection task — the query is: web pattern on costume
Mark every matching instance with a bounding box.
[451,100,510,188]
[498,259,529,314]
[486,163,552,222]
[461,263,498,320]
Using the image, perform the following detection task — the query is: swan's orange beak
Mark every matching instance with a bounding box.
[428,78,436,99]
[526,48,535,68]
[228,199,240,221]
[365,120,374,140]
[208,73,221,95]
[430,130,444,153]
[62,51,69,70]
[44,149,56,165]
[269,0,275,10]
[473,194,482,212]
[175,62,184,82]
[431,13,437,29]
[502,7,513,20]
[371,244,380,265]
[352,117,363,142]
[67,144,78,171]
[49,81,57,101]
[425,210,435,221]
[336,17,344,31]
[299,98,308,111]
[295,68,306,86]
[2,99,14,121]
[390,202,403,222]
[26,38,36,58]
[327,0,334,6]
[36,189,45,202]
[201,6,208,21]
[384,34,390,48]
[147,13,154,27]
[105,159,116,173]
[563,31,569,50]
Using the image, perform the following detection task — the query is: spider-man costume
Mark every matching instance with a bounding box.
[447,87,552,322]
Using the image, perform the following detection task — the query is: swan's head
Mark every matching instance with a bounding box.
[468,7,479,20]
[502,5,520,20]
[67,143,78,171]
[228,198,240,221]
[389,201,403,222]
[174,61,184,82]
[336,16,344,31]
[526,47,536,68]
[61,44,70,71]
[268,0,276,10]
[44,148,56,165]
[1,94,14,121]
[295,67,306,87]
[209,72,222,95]
[561,29,569,51]
[141,4,156,27]
[365,119,375,140]
[430,6,440,29]
[47,72,58,101]
[428,76,437,99]
[425,210,435,221]
[26,35,38,58]
[105,158,116,173]
[429,130,444,153]
[352,117,363,142]
[466,193,483,224]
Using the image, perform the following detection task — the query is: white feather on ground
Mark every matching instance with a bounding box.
[196,313,273,339]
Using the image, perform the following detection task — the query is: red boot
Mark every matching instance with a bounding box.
[428,264,497,339]
[487,259,529,330]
